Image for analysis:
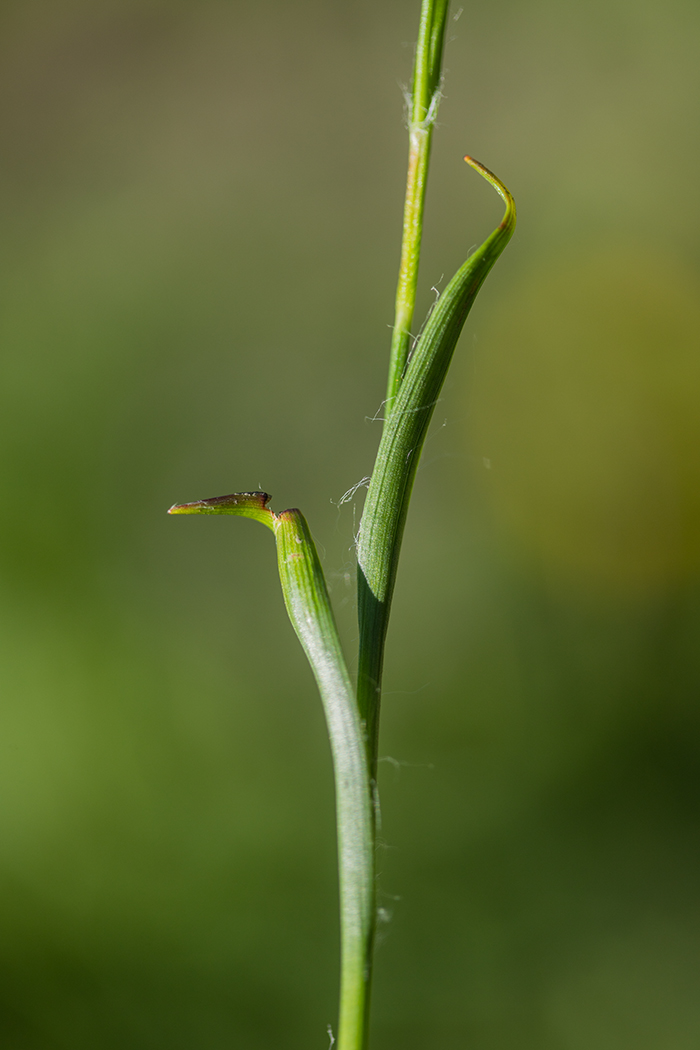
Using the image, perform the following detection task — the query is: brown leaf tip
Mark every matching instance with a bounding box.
[200,491,271,509]
[168,491,272,514]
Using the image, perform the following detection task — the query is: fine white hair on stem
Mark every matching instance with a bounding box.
[399,81,412,129]
[409,81,445,136]
[401,76,444,133]
[371,778,382,833]
[366,399,391,424]
[423,82,444,127]
[406,277,444,363]
[378,755,435,782]
[398,396,443,417]
[332,476,371,509]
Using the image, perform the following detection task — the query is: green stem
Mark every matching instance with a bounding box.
[358,159,516,767]
[169,492,375,1050]
[169,12,516,1050]
[274,510,375,1050]
[385,0,450,411]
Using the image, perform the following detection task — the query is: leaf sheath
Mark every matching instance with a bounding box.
[169,495,375,1050]
[357,159,516,761]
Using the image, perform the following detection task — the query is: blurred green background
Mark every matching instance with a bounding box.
[1,0,699,1047]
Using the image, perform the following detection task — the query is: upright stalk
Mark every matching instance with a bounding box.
[170,4,516,1047]
[356,0,450,769]
[385,0,450,410]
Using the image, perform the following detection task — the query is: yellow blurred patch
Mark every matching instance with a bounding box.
[468,247,700,596]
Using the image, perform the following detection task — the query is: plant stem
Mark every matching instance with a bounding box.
[385,0,450,412]
[357,0,449,772]
[170,9,516,1048]
[169,493,375,1050]
[274,510,375,1050]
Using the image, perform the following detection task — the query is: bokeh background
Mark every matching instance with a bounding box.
[1,0,699,1047]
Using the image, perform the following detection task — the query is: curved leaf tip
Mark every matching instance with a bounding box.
[168,491,275,528]
[463,155,516,234]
